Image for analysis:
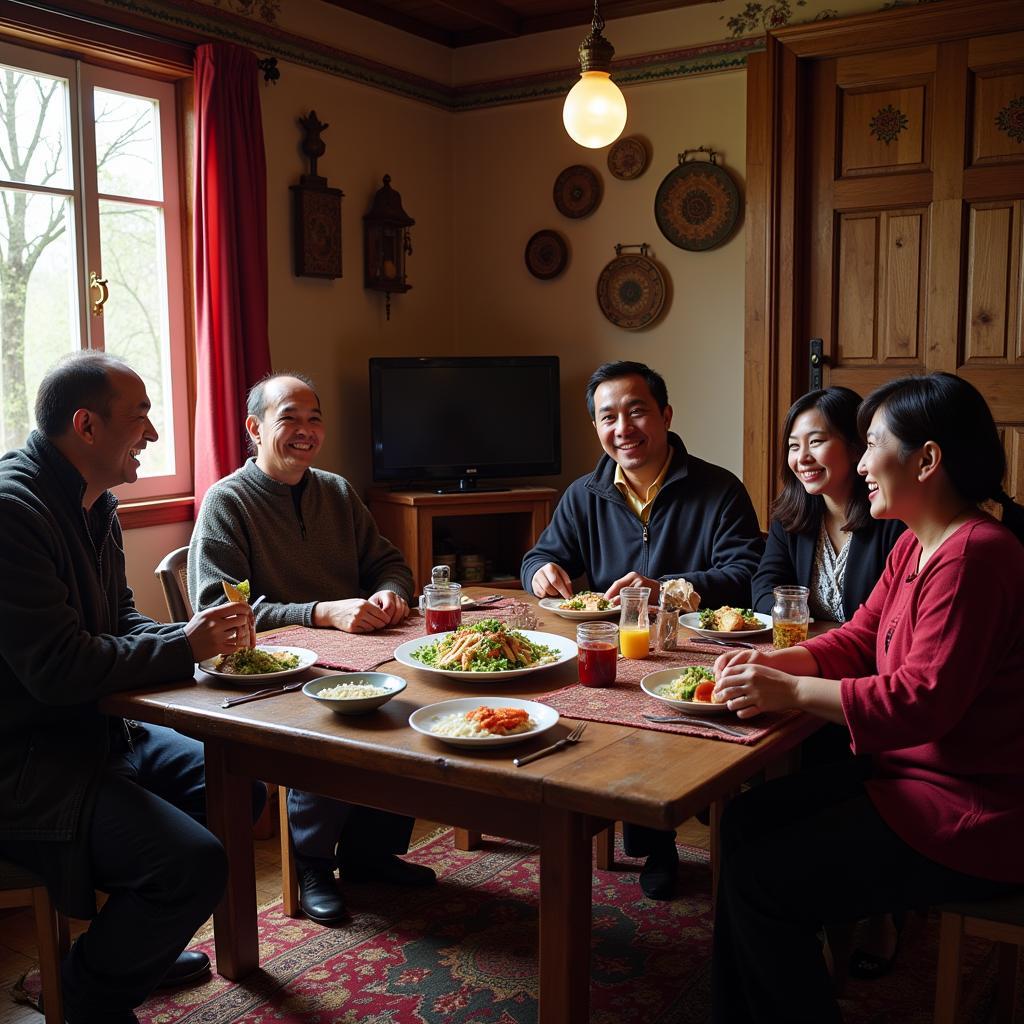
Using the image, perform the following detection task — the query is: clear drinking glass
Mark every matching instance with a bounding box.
[617,586,651,659]
[772,585,809,649]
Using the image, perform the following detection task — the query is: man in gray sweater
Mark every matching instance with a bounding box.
[189,373,433,926]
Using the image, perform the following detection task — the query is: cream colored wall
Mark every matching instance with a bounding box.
[452,70,748,487]
[124,520,193,621]
[259,62,456,486]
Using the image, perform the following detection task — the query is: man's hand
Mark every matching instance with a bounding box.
[369,590,409,626]
[531,563,574,599]
[313,598,391,633]
[604,572,661,603]
[184,601,254,662]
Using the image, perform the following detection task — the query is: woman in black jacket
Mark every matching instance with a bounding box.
[751,387,904,623]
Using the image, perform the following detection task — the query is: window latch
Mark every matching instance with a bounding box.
[89,271,109,316]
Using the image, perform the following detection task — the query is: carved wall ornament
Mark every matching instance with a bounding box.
[290,110,343,279]
[995,96,1024,144]
[869,104,909,144]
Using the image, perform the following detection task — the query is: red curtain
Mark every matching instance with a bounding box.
[192,42,272,508]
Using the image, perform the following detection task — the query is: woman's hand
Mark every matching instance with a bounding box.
[713,659,802,719]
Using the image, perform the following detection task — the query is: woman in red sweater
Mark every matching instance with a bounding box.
[709,373,1024,1024]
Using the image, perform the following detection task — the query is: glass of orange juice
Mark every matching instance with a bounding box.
[617,586,651,659]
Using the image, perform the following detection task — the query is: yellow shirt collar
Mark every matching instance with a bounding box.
[614,450,673,523]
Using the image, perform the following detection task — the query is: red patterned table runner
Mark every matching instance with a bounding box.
[538,651,799,745]
[260,601,514,673]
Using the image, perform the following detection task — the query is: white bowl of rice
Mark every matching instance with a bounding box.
[303,672,406,715]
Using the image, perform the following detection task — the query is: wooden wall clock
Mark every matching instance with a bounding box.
[290,111,344,279]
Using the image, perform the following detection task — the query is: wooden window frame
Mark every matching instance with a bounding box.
[0,2,196,529]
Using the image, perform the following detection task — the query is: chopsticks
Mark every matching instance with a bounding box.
[221,679,305,709]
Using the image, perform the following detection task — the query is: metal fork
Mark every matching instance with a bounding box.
[513,721,587,767]
[642,714,749,738]
[685,634,756,650]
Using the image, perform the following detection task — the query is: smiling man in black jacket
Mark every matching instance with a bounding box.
[0,352,259,1024]
[521,361,764,900]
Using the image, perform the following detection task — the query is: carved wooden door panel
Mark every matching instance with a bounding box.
[804,31,1024,498]
[744,3,1024,523]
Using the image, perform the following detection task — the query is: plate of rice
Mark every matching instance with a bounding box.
[409,697,559,748]
[199,645,316,684]
[303,672,407,715]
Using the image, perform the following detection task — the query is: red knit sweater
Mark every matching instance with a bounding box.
[803,517,1024,883]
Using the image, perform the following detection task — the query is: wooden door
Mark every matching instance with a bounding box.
[744,0,1024,524]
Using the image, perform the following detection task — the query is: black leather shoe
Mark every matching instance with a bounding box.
[639,846,679,901]
[155,950,211,988]
[343,854,436,887]
[297,857,350,924]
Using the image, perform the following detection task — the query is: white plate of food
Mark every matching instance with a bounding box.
[409,697,559,748]
[679,609,772,639]
[538,592,619,620]
[303,672,406,715]
[393,622,577,681]
[640,666,734,716]
[199,645,317,684]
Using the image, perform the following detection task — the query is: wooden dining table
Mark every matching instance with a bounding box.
[100,592,820,1023]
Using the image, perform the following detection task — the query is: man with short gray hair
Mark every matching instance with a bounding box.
[189,372,432,927]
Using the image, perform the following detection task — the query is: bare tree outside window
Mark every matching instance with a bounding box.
[0,63,176,481]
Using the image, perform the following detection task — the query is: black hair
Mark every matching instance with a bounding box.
[585,361,669,420]
[771,387,871,534]
[857,372,1024,543]
[246,371,319,420]
[34,351,128,438]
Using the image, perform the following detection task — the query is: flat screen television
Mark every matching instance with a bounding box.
[369,356,561,491]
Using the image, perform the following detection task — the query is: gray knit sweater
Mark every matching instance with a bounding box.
[188,459,413,630]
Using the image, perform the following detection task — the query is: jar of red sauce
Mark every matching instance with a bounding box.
[577,622,618,687]
[423,581,462,634]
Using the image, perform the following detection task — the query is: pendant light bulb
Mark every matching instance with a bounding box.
[562,1,626,149]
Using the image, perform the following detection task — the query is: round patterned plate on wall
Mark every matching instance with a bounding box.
[596,245,667,330]
[524,230,569,280]
[607,136,648,180]
[654,148,739,251]
[553,165,602,219]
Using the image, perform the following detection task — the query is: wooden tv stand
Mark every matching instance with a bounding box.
[368,486,557,593]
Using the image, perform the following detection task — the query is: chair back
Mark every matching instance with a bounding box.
[155,546,193,622]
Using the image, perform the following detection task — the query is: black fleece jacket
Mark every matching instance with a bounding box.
[520,433,764,607]
[0,433,194,912]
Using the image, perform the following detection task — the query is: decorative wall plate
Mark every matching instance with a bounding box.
[654,148,739,251]
[553,165,602,218]
[524,229,569,280]
[596,244,667,330]
[607,136,648,180]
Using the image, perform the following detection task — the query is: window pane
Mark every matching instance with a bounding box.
[94,89,161,201]
[99,198,173,478]
[0,190,77,452]
[0,65,72,190]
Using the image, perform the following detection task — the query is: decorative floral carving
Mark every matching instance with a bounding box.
[995,96,1024,144]
[869,104,909,144]
[721,1,837,38]
[208,0,280,23]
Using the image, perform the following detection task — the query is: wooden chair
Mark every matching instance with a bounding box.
[0,858,69,1024]
[934,888,1024,1024]
[154,545,193,623]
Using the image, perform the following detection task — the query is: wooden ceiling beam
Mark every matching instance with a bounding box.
[432,0,520,38]
[320,0,455,47]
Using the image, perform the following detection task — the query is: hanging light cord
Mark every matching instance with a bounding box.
[591,0,605,36]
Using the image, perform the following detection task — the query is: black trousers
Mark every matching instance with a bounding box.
[622,822,678,859]
[58,724,263,1022]
[711,758,1015,1023]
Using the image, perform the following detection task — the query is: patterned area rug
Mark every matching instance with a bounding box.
[11,829,1016,1023]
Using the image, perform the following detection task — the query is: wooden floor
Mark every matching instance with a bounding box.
[0,819,709,1023]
